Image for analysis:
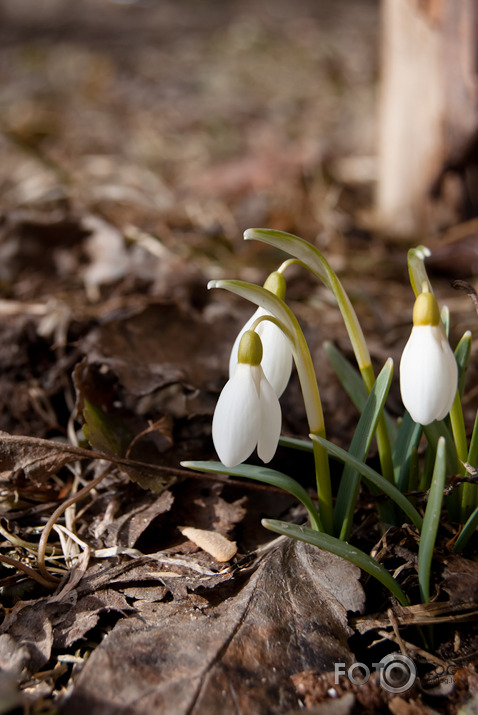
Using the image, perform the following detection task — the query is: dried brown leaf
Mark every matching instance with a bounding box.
[0,588,133,675]
[0,431,174,492]
[0,600,57,673]
[77,301,239,405]
[442,554,478,604]
[103,490,174,549]
[64,540,363,715]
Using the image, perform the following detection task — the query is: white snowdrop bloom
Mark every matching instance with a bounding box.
[400,291,458,425]
[213,331,282,468]
[228,272,293,397]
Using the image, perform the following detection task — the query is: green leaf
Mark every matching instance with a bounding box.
[83,399,133,457]
[262,519,409,606]
[333,359,394,539]
[181,460,323,531]
[82,400,173,493]
[323,341,368,411]
[418,437,446,603]
[467,410,478,466]
[423,421,458,476]
[455,331,472,397]
[324,341,398,443]
[459,409,478,521]
[311,435,423,531]
[279,435,313,452]
[393,412,422,492]
[453,503,478,553]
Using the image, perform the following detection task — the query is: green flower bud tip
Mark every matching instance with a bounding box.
[263,271,286,300]
[412,291,440,327]
[238,330,263,365]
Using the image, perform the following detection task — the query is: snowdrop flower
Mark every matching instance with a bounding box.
[229,272,293,397]
[213,330,282,467]
[400,290,458,425]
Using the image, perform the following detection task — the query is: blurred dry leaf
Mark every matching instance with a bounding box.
[442,554,478,604]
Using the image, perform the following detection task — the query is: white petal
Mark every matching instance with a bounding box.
[229,308,293,397]
[257,370,282,463]
[256,320,293,397]
[400,325,457,425]
[434,331,458,420]
[212,363,260,467]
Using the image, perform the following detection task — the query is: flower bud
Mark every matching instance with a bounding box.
[400,292,458,425]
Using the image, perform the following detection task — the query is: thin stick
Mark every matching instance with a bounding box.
[36,465,112,584]
[0,553,57,589]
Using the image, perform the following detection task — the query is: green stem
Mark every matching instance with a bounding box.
[418,437,446,603]
[293,316,333,534]
[361,363,395,486]
[449,390,473,521]
[268,315,333,531]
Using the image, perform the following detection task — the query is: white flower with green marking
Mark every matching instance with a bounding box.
[400,290,458,425]
[213,330,281,467]
[228,271,292,397]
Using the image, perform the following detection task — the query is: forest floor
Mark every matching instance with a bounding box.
[0,1,477,713]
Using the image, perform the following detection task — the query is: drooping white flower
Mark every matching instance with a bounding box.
[399,291,458,425]
[213,330,282,467]
[228,272,293,397]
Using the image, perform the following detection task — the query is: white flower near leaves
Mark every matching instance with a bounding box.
[213,331,281,468]
[228,271,293,397]
[400,291,458,425]
[229,307,292,397]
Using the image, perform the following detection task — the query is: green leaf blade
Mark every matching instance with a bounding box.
[393,412,422,492]
[455,331,472,397]
[262,519,409,606]
[311,435,423,531]
[181,460,323,531]
[453,503,478,553]
[332,359,394,539]
[418,437,447,603]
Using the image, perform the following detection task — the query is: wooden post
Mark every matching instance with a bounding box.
[376,0,478,236]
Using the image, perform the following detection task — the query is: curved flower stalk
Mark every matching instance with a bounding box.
[244,228,371,374]
[212,330,281,468]
[400,290,458,425]
[407,245,433,297]
[229,272,293,397]
[244,228,394,484]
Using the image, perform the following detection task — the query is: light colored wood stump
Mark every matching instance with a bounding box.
[376,0,478,236]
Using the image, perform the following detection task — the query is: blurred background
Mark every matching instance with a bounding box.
[0,0,379,262]
[0,0,476,434]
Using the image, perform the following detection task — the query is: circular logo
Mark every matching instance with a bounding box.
[377,654,417,694]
